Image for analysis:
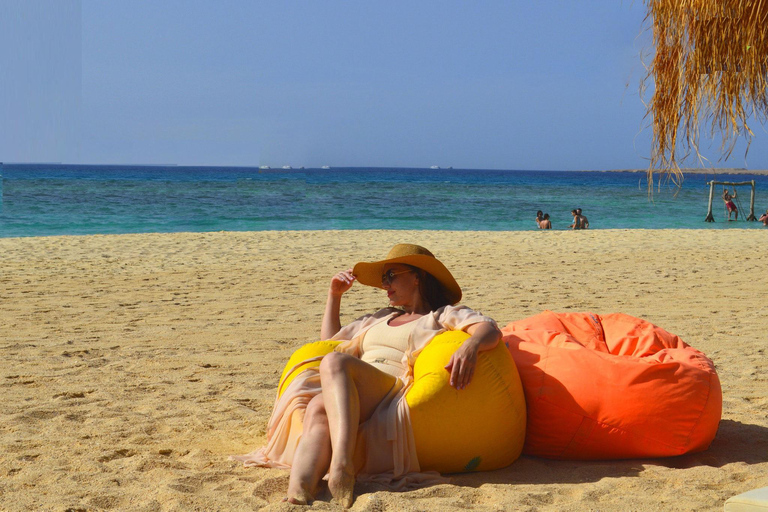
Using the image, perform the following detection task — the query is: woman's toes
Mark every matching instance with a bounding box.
[328,470,355,508]
[283,488,313,505]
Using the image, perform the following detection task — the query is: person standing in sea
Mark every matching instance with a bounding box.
[722,189,739,221]
[576,208,589,229]
[570,210,580,229]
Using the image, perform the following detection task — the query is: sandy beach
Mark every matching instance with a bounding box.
[2,229,766,511]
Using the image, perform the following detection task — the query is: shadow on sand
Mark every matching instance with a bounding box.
[653,419,768,469]
[448,419,768,488]
[354,420,768,497]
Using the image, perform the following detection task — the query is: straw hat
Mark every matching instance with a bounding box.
[352,244,462,304]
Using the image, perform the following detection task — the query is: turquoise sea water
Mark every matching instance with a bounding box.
[2,164,767,237]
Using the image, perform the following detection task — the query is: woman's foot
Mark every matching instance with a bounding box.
[328,467,355,508]
[283,487,313,505]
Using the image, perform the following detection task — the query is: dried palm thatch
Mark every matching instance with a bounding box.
[644,0,768,188]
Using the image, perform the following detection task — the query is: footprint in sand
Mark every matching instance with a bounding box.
[98,449,135,463]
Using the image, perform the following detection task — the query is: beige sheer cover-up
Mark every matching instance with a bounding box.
[233,305,497,490]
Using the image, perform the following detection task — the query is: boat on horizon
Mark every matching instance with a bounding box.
[321,165,330,169]
[282,165,292,170]
[430,165,440,169]
[259,165,270,170]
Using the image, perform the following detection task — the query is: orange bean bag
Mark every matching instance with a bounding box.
[501,311,722,460]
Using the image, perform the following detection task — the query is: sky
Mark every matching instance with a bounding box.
[2,0,768,171]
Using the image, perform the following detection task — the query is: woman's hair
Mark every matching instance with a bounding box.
[406,264,453,310]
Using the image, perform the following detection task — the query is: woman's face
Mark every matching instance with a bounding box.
[381,264,420,308]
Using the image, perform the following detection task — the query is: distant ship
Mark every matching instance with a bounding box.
[259,165,270,169]
[321,165,330,169]
[282,165,292,170]
[430,166,440,169]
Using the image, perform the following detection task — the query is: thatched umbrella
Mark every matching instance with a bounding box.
[644,0,768,186]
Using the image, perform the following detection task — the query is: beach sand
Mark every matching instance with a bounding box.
[2,230,766,511]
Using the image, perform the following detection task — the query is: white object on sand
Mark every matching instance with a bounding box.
[725,487,768,511]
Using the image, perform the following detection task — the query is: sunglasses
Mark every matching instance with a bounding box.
[381,269,413,286]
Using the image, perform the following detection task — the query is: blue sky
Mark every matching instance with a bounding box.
[2,0,767,170]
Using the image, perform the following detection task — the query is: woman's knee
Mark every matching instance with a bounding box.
[319,351,354,378]
[304,395,329,429]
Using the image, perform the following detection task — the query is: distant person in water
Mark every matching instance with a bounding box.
[759,209,768,226]
[570,210,580,229]
[535,210,544,228]
[722,189,738,221]
[539,213,552,229]
[576,208,589,229]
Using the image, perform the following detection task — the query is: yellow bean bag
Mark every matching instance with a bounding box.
[278,331,527,474]
[278,340,341,397]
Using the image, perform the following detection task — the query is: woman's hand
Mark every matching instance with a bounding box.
[444,339,480,390]
[444,321,502,390]
[322,269,355,340]
[330,269,356,297]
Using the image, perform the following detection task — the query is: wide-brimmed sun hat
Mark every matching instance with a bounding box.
[352,243,462,304]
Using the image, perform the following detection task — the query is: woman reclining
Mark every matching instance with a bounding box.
[233,243,501,507]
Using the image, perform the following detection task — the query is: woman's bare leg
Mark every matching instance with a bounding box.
[285,394,332,504]
[319,352,398,507]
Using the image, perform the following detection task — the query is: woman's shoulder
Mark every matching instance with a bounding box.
[370,307,401,318]
[350,307,401,320]
[433,304,498,327]
[433,304,483,319]
[435,304,474,313]
[349,307,401,325]
[332,308,401,342]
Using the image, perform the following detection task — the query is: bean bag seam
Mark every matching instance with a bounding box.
[534,395,701,457]
[279,356,324,396]
[682,369,718,450]
[535,345,550,401]
[538,396,584,459]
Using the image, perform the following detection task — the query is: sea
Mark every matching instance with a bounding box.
[2,163,767,238]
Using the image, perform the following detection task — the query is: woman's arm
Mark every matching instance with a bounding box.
[321,269,355,340]
[444,321,502,390]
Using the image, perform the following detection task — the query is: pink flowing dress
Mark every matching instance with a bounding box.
[233,305,496,489]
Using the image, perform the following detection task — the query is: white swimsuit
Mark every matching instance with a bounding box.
[360,318,417,378]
